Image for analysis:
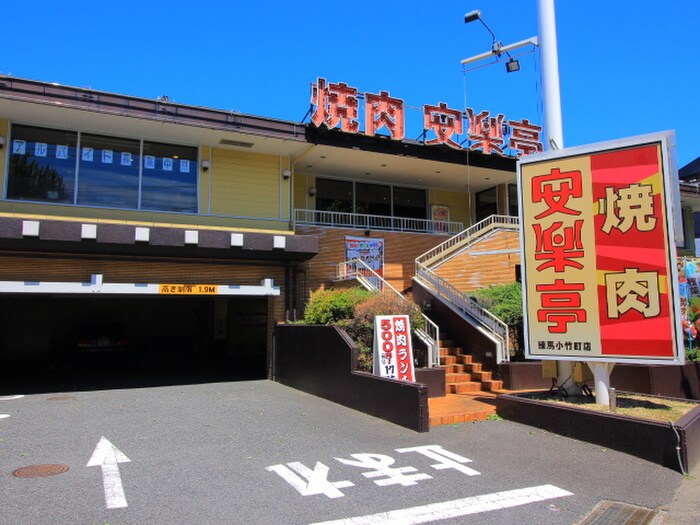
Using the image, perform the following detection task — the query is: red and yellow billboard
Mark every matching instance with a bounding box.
[518,133,684,364]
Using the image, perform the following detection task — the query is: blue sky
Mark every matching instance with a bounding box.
[2,1,698,167]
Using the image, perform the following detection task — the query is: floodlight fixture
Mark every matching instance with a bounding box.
[506,58,521,73]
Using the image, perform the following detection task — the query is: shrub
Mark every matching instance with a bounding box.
[470,282,524,359]
[342,293,426,372]
[303,287,375,325]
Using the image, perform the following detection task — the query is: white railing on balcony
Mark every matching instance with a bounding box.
[295,209,463,235]
[416,214,520,268]
[336,259,441,368]
[414,215,520,364]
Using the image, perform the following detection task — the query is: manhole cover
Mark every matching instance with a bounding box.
[12,464,70,478]
[46,395,77,402]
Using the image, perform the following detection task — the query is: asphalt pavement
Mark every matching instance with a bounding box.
[0,380,695,524]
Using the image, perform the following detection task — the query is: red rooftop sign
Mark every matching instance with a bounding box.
[310,77,543,157]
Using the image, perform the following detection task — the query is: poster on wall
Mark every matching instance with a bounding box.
[431,205,450,233]
[345,236,384,276]
[518,131,684,365]
[373,315,415,382]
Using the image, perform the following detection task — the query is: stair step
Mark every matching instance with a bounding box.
[445,373,473,383]
[482,379,504,392]
[443,364,468,374]
[440,355,457,365]
[447,382,482,394]
[456,355,475,366]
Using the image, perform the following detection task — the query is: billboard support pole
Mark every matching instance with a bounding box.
[589,362,616,406]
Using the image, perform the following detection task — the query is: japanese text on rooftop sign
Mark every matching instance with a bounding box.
[311,77,542,158]
[373,315,415,382]
[518,135,683,364]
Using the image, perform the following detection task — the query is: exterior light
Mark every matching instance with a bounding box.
[464,10,481,23]
[506,58,521,73]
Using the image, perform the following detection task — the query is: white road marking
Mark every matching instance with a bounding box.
[0,395,24,401]
[87,437,131,509]
[0,414,9,420]
[309,484,573,525]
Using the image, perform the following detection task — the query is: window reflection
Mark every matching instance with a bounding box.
[141,142,198,213]
[7,125,77,203]
[77,134,139,208]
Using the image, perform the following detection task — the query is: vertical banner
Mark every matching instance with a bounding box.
[518,132,683,364]
[373,315,415,382]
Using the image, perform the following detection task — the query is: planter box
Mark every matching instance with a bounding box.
[496,391,700,473]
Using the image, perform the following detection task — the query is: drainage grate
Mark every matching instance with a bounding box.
[12,464,70,478]
[579,501,658,525]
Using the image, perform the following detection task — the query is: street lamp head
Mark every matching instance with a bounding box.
[464,10,481,24]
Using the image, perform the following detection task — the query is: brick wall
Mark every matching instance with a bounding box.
[295,226,451,300]
[434,229,520,292]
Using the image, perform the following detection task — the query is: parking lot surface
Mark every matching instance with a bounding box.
[0,380,685,524]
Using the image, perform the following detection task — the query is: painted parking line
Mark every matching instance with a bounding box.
[309,484,573,525]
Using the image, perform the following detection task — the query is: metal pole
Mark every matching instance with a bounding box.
[537,0,576,394]
[537,0,564,150]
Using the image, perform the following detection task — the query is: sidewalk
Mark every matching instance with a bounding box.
[652,463,700,525]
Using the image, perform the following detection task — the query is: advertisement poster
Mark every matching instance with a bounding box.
[431,205,450,233]
[345,236,384,276]
[373,315,415,382]
[518,133,683,364]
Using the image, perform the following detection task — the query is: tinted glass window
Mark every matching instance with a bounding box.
[315,178,353,213]
[356,182,391,216]
[393,187,426,219]
[475,187,498,222]
[77,134,140,208]
[7,125,77,203]
[508,184,518,217]
[141,142,198,212]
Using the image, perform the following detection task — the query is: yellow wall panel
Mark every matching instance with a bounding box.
[199,145,212,214]
[211,148,281,218]
[430,189,471,228]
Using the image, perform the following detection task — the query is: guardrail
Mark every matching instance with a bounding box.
[336,259,441,368]
[295,209,463,235]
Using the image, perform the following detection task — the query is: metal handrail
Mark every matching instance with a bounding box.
[416,215,520,268]
[414,266,510,363]
[414,215,518,363]
[295,209,463,235]
[336,259,441,368]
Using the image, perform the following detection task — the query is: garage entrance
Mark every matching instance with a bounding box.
[0,294,270,393]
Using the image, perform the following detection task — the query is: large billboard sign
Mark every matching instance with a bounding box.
[518,132,684,364]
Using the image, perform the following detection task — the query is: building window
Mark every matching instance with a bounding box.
[78,134,140,208]
[315,178,353,213]
[508,183,519,217]
[315,177,427,219]
[141,142,198,213]
[475,187,498,222]
[393,186,427,219]
[6,124,198,213]
[7,125,77,203]
[356,182,391,216]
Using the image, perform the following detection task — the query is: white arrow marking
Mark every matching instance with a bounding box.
[87,436,131,509]
[309,484,573,525]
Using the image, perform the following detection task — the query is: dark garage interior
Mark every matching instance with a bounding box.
[0,294,269,393]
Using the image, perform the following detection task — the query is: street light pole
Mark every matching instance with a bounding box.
[537,0,564,150]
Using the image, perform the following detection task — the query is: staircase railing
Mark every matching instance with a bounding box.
[336,259,441,368]
[415,215,519,364]
[416,215,520,269]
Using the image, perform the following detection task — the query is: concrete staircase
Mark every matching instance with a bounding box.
[439,339,503,394]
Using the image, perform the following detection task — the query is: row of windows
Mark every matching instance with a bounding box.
[6,125,198,213]
[315,178,427,219]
